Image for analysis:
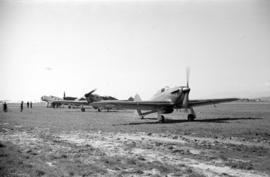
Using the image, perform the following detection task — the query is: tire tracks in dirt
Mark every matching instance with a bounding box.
[0,126,269,177]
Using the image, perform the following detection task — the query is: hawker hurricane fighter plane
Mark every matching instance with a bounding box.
[41,95,88,108]
[91,70,238,122]
[41,89,117,111]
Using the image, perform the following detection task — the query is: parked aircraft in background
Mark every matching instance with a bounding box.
[41,95,63,108]
[63,92,87,101]
[41,95,88,108]
[84,89,117,111]
[91,69,239,122]
[41,89,117,111]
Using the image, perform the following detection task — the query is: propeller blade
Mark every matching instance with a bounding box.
[89,89,96,94]
[84,89,96,97]
[184,67,191,109]
[186,67,190,88]
[183,91,189,108]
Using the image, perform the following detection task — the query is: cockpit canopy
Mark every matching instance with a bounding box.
[160,86,170,93]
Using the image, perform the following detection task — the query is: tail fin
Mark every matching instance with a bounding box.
[134,94,143,118]
[134,94,142,101]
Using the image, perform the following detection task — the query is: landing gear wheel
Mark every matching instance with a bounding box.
[140,116,144,119]
[159,115,165,123]
[68,105,71,109]
[187,114,195,121]
[81,107,85,112]
[97,108,101,112]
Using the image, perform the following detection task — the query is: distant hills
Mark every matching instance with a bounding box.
[259,97,270,102]
[240,97,270,102]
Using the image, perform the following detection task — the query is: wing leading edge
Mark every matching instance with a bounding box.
[91,98,239,110]
[189,98,239,107]
[91,100,174,110]
[50,100,88,105]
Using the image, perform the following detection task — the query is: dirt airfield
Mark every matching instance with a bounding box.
[0,103,270,177]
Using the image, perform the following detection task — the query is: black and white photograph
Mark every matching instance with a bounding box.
[0,0,270,176]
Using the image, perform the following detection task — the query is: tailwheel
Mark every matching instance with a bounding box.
[140,115,144,119]
[187,114,195,121]
[81,107,85,112]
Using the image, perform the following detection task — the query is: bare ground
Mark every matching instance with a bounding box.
[0,103,270,177]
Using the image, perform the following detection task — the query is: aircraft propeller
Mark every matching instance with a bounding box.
[89,89,96,94]
[84,89,96,98]
[186,67,190,88]
[175,68,190,110]
[182,67,190,109]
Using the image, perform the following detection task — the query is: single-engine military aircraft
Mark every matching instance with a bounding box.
[90,70,239,122]
[41,89,117,111]
[41,95,88,108]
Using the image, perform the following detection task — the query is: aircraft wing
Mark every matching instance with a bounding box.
[91,98,239,110]
[51,100,88,105]
[189,98,239,107]
[91,100,174,110]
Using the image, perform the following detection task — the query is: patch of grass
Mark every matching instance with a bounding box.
[225,160,253,170]
[186,167,206,177]
[35,169,46,176]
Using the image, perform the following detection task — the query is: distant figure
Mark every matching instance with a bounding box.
[30,102,32,108]
[3,102,8,112]
[20,101,24,112]
[27,102,29,108]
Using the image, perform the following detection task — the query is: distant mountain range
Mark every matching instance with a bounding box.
[258,97,270,101]
[239,96,270,102]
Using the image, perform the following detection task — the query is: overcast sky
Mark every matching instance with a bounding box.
[0,0,270,101]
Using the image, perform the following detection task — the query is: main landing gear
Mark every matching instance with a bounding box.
[136,109,156,120]
[157,112,165,123]
[187,107,196,121]
[157,113,165,123]
[136,109,196,123]
[187,114,195,121]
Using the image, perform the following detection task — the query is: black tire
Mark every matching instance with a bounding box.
[187,114,195,121]
[159,115,165,123]
[81,107,85,112]
[97,108,101,112]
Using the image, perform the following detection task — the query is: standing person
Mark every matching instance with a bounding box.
[27,102,29,108]
[30,102,32,108]
[3,102,8,112]
[20,101,24,112]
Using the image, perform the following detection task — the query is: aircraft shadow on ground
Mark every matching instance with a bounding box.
[115,117,263,126]
[63,109,121,113]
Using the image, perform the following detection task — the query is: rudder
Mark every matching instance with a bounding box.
[134,94,142,101]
